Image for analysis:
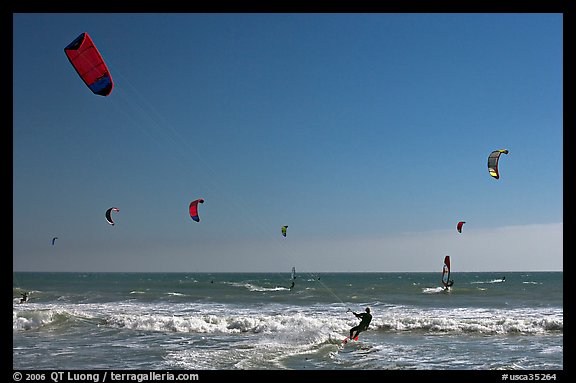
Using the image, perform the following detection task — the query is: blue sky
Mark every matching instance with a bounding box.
[12,13,563,272]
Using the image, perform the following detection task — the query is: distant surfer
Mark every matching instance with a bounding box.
[502,276,506,282]
[19,292,29,304]
[346,307,372,342]
[289,281,295,290]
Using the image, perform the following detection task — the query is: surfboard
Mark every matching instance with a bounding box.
[342,335,359,344]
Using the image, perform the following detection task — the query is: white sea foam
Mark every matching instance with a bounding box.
[470,278,506,284]
[224,281,290,292]
[14,300,562,337]
[422,287,445,294]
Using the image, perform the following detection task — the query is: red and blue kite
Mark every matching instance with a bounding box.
[64,32,114,96]
[189,199,204,222]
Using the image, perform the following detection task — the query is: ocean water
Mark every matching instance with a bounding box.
[13,271,563,375]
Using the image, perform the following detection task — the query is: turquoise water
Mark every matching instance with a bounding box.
[13,271,562,372]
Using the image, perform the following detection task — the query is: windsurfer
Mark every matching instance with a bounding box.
[444,280,454,290]
[289,281,295,290]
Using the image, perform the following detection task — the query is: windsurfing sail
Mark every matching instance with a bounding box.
[105,207,120,225]
[457,221,466,233]
[189,199,204,222]
[441,255,451,288]
[52,237,58,245]
[291,266,296,280]
[64,32,114,96]
[282,225,288,237]
[487,149,509,179]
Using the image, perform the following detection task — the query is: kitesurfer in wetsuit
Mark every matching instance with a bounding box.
[349,307,372,340]
[20,292,29,303]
